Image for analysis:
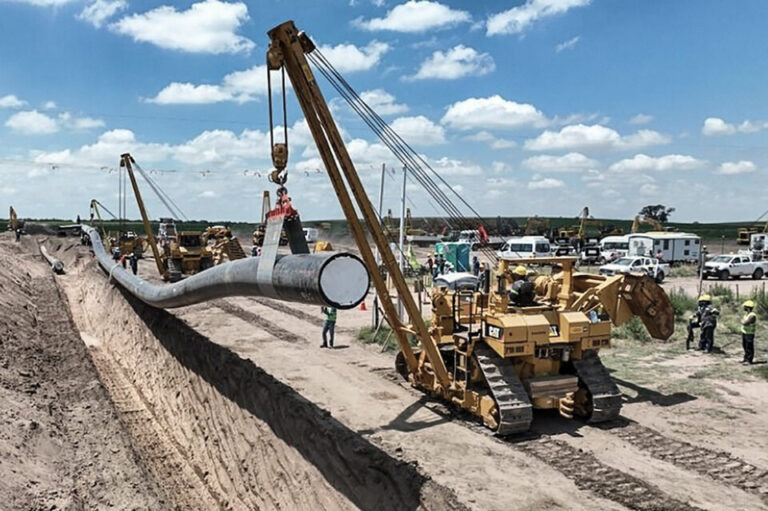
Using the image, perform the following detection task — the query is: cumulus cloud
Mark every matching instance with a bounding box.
[429,156,482,176]
[528,177,565,189]
[465,131,515,149]
[390,115,445,145]
[522,152,597,172]
[717,160,756,175]
[359,89,408,115]
[109,0,255,54]
[609,154,706,173]
[441,95,549,130]
[3,0,74,5]
[487,0,591,36]
[524,124,669,151]
[555,36,580,52]
[318,41,390,73]
[354,1,471,32]
[0,95,27,109]
[78,0,127,28]
[146,64,297,104]
[629,113,653,125]
[406,45,495,80]
[701,117,766,136]
[639,183,658,195]
[5,111,59,135]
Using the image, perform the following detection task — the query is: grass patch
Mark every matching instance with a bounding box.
[357,324,417,352]
[752,364,768,381]
[613,316,652,343]
[671,264,699,278]
[668,287,697,317]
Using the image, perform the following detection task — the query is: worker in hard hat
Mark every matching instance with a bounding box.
[740,300,757,364]
[509,265,535,306]
[694,294,719,353]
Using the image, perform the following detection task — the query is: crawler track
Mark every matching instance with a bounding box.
[572,350,622,422]
[474,345,533,434]
[607,421,768,500]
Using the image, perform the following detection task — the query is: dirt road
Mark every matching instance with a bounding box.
[6,234,768,510]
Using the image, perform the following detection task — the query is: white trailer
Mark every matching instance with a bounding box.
[626,232,700,263]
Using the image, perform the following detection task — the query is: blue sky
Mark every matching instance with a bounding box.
[1,0,767,223]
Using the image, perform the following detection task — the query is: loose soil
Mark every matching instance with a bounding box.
[4,232,768,511]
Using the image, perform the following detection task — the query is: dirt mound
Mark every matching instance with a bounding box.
[0,236,162,510]
[61,254,464,510]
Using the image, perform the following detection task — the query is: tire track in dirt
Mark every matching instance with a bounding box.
[602,420,768,501]
[244,297,357,334]
[88,347,222,510]
[214,300,305,342]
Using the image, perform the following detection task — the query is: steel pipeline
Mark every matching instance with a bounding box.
[83,226,369,309]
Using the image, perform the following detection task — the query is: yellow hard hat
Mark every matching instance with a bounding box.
[513,265,527,277]
[698,294,711,302]
[743,300,756,309]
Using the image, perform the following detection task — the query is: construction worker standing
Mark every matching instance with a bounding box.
[320,306,337,349]
[695,294,719,353]
[741,300,757,364]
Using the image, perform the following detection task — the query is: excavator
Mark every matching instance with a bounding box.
[630,214,663,233]
[265,21,674,433]
[118,154,213,281]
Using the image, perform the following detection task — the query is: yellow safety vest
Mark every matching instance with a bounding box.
[742,312,757,335]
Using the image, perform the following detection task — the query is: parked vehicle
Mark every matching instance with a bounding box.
[457,229,505,250]
[626,232,700,263]
[598,235,630,263]
[599,256,670,283]
[702,254,768,280]
[303,227,319,243]
[433,272,479,291]
[497,236,551,259]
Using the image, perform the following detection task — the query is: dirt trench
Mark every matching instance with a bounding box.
[60,253,464,511]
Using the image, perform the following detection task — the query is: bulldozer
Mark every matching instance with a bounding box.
[264,20,675,434]
[205,225,247,264]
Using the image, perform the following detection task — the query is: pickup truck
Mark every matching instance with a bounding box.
[599,256,670,283]
[703,254,768,280]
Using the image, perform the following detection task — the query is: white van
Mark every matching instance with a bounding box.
[626,232,700,263]
[497,236,551,259]
[598,235,630,262]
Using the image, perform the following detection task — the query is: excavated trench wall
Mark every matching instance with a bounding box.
[63,256,461,511]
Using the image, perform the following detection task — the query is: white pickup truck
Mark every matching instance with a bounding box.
[599,256,670,283]
[703,254,768,280]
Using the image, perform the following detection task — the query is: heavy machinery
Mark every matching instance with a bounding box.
[738,227,759,245]
[205,225,247,264]
[265,20,674,433]
[630,214,663,233]
[525,217,550,237]
[88,199,145,258]
[118,154,213,281]
[253,191,288,249]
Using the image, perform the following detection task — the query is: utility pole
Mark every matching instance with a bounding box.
[398,165,406,321]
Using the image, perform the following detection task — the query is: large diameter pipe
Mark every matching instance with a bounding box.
[39,243,65,274]
[83,226,369,310]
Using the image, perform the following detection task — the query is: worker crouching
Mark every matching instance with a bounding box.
[741,300,757,365]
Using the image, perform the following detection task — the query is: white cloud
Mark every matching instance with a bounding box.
[407,45,494,80]
[522,152,597,172]
[42,101,57,110]
[487,0,591,36]
[639,183,658,195]
[717,160,756,175]
[318,41,390,73]
[0,95,27,109]
[70,116,106,129]
[609,154,706,173]
[390,115,445,145]
[555,36,580,52]
[429,156,482,176]
[354,1,470,32]
[441,95,549,130]
[146,64,294,105]
[198,190,218,198]
[524,124,669,151]
[629,113,653,125]
[359,89,408,115]
[78,0,127,28]
[3,0,74,5]
[5,110,59,134]
[528,177,565,189]
[109,0,255,54]
[466,131,515,149]
[147,83,235,105]
[491,161,511,174]
[701,117,766,136]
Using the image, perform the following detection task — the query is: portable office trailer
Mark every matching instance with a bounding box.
[626,232,700,263]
